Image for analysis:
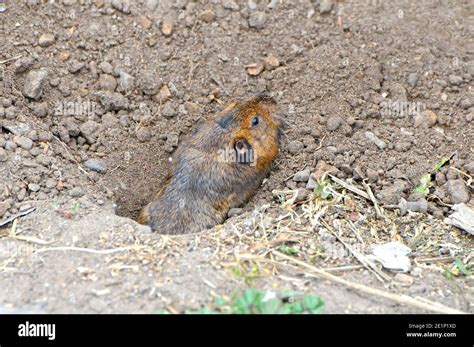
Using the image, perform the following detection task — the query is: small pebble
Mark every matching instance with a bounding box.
[293,168,311,182]
[70,187,84,198]
[365,131,387,149]
[84,159,108,173]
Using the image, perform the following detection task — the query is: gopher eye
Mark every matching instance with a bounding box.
[251,116,259,127]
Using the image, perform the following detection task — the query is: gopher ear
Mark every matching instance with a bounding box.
[215,101,238,129]
[254,93,277,106]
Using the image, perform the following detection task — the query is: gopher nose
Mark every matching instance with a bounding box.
[234,138,250,152]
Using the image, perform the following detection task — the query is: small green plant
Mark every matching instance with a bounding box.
[230,262,261,285]
[443,258,471,280]
[70,201,80,215]
[278,245,298,256]
[413,156,451,196]
[183,289,325,314]
[314,178,333,200]
[453,258,471,276]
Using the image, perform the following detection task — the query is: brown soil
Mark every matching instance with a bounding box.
[0,0,472,314]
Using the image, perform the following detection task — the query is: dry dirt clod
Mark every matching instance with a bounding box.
[414,110,437,128]
[38,33,55,47]
[245,62,264,76]
[198,10,215,23]
[263,55,280,71]
[99,74,117,92]
[446,179,470,204]
[248,11,267,29]
[319,0,334,13]
[293,168,311,182]
[161,19,174,36]
[156,84,172,102]
[0,148,7,162]
[141,16,152,30]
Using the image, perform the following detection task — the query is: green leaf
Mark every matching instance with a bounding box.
[260,299,281,314]
[413,174,432,196]
[454,258,471,276]
[314,179,332,200]
[214,296,226,307]
[443,268,454,281]
[431,157,450,173]
[303,295,325,313]
[278,246,298,256]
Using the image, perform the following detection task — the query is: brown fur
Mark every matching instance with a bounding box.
[137,95,283,234]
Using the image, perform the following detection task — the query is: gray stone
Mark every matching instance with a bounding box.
[13,136,33,150]
[287,140,304,155]
[139,72,162,95]
[293,168,311,182]
[68,60,85,74]
[95,91,129,111]
[98,61,114,75]
[5,106,16,119]
[0,148,7,162]
[376,180,408,205]
[460,97,473,109]
[463,162,474,175]
[365,131,387,149]
[0,200,11,218]
[199,10,216,23]
[326,115,342,131]
[248,11,267,29]
[31,102,49,118]
[162,102,178,118]
[80,120,101,144]
[84,159,108,173]
[448,74,462,85]
[101,113,119,128]
[294,188,309,203]
[28,183,41,192]
[38,33,55,47]
[319,0,333,13]
[407,72,419,87]
[99,74,117,92]
[223,0,239,11]
[145,0,158,10]
[118,71,136,93]
[63,118,80,137]
[447,179,470,204]
[70,187,84,198]
[136,127,151,142]
[389,83,407,102]
[111,0,131,14]
[23,69,48,100]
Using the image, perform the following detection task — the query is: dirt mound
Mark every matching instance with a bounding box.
[0,0,472,313]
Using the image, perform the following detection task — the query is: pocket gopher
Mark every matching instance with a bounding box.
[137,94,283,234]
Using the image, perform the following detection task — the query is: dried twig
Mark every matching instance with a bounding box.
[271,250,466,314]
[329,175,370,200]
[0,207,36,227]
[0,54,22,64]
[35,246,129,255]
[362,180,385,219]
